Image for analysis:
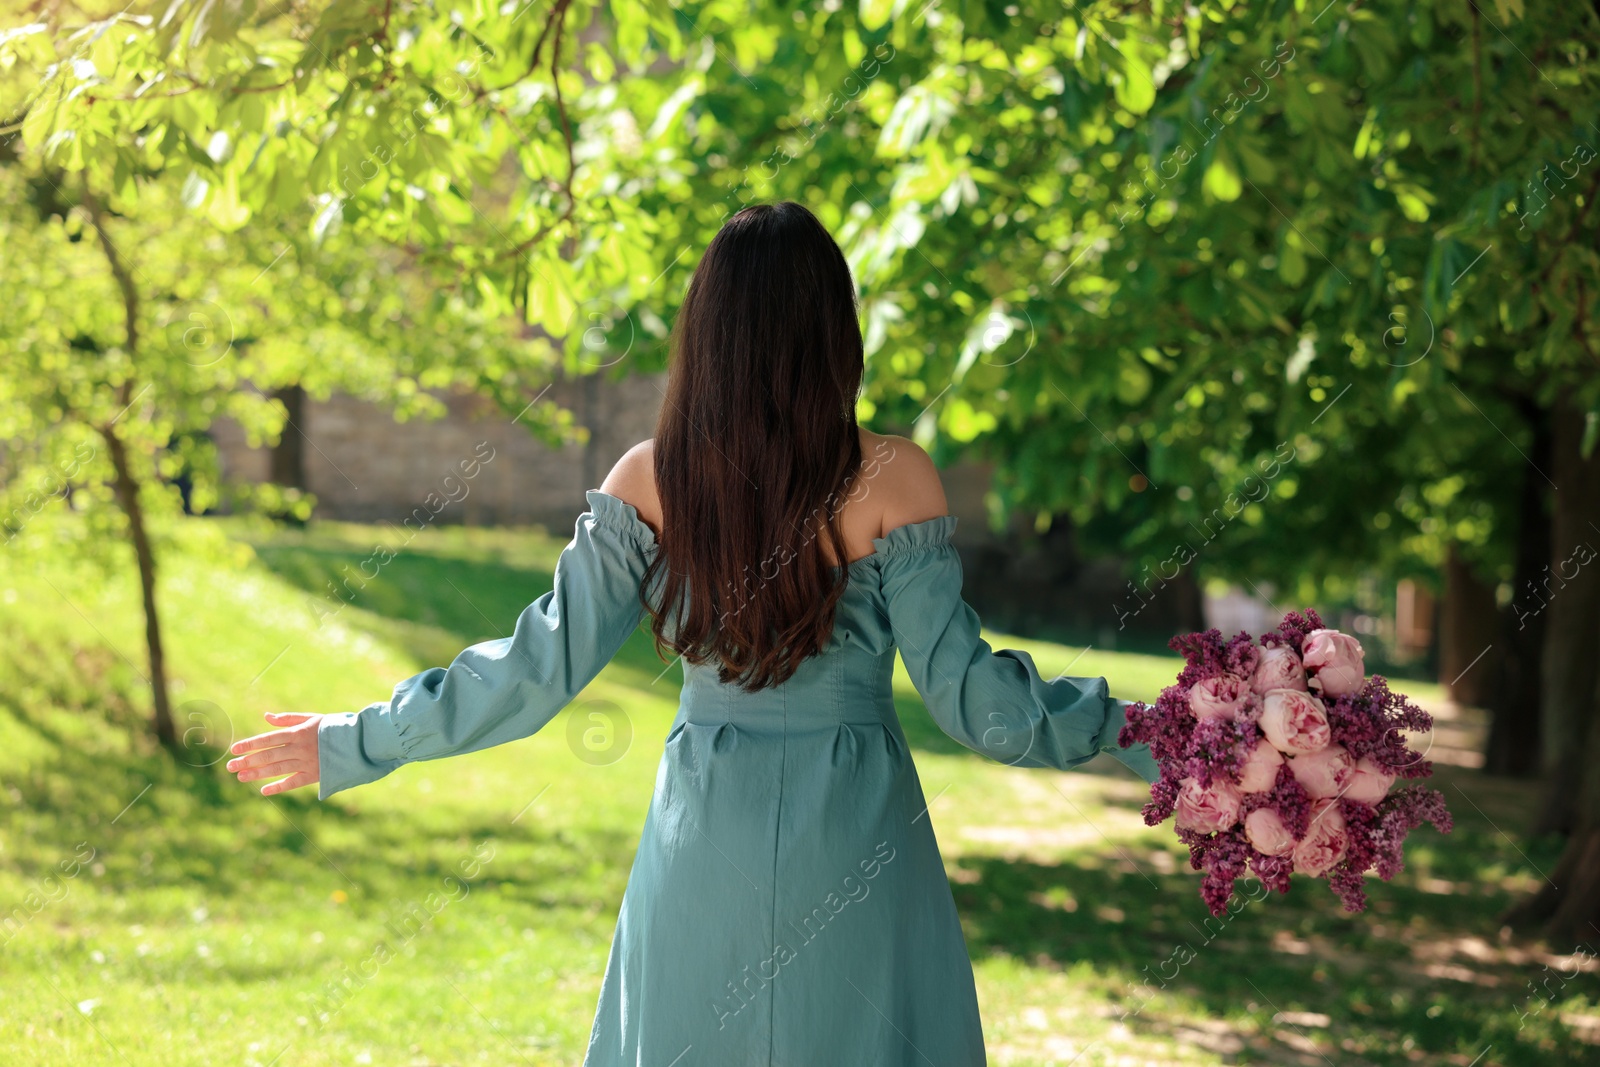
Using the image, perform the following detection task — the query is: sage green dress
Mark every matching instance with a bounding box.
[316,490,1159,1066]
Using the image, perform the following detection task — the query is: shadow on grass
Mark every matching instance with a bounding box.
[11,531,1588,1064]
[0,692,640,931]
[251,539,682,685]
[949,763,1580,1067]
[3,536,646,924]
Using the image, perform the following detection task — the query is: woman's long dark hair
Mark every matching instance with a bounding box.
[644,201,865,691]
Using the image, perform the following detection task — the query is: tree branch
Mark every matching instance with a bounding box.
[82,186,139,377]
[1469,4,1482,171]
[549,0,575,224]
[1537,169,1600,286]
[489,0,570,92]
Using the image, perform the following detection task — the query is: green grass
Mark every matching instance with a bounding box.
[0,519,1591,1066]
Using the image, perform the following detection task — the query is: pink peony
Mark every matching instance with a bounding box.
[1236,738,1285,793]
[1289,743,1354,799]
[1258,689,1332,755]
[1188,674,1250,721]
[1251,645,1308,694]
[1292,798,1349,876]
[1174,775,1244,835]
[1302,629,1365,697]
[1344,755,1397,804]
[1244,807,1296,855]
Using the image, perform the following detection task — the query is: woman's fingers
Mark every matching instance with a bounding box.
[228,740,310,773]
[228,749,283,773]
[230,730,290,757]
[230,713,317,758]
[234,759,304,782]
[261,770,316,796]
[227,713,320,795]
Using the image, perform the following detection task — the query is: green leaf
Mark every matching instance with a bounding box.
[1394,184,1433,222]
[1279,244,1307,286]
[943,397,996,443]
[1234,139,1277,183]
[1115,51,1156,114]
[1202,150,1242,202]
[207,165,250,230]
[311,196,342,243]
[860,0,896,32]
[527,258,578,333]
[181,170,209,208]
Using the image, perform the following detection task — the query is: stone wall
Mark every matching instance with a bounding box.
[214,377,1010,545]
[211,378,1207,646]
[212,373,667,530]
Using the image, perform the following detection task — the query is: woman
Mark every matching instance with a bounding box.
[227,201,1159,1065]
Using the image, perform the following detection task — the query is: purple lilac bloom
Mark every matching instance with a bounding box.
[1325,676,1437,777]
[1372,787,1455,880]
[1249,850,1295,895]
[1197,824,1255,916]
[1326,798,1381,912]
[1268,760,1314,839]
[1184,715,1255,789]
[1264,609,1325,653]
[1224,632,1262,679]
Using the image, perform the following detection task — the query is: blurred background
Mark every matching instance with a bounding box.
[1,0,1597,1063]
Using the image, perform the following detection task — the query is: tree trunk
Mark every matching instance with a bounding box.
[581,371,602,495]
[83,188,177,752]
[1478,399,1552,778]
[1530,402,1600,836]
[1480,401,1551,777]
[1439,547,1500,709]
[1539,815,1600,944]
[1165,567,1207,635]
[268,384,310,526]
[269,384,308,489]
[103,423,178,751]
[1501,656,1600,942]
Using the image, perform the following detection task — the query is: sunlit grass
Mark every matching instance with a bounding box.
[0,519,1589,1065]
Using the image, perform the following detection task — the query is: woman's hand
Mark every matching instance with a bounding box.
[227,712,322,796]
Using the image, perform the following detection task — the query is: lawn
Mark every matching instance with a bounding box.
[0,518,1591,1066]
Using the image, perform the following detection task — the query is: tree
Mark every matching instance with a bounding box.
[6,0,1598,938]
[0,0,719,751]
[0,0,682,749]
[738,0,1599,938]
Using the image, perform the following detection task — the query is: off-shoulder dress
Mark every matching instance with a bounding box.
[316,489,1159,1066]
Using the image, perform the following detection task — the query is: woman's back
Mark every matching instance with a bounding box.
[600,427,950,569]
[583,440,1156,1064]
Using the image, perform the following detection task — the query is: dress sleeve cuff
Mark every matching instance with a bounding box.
[1099,699,1161,784]
[584,489,660,553]
[869,514,959,559]
[317,705,406,800]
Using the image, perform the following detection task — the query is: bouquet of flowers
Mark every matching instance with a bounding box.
[1118,609,1453,916]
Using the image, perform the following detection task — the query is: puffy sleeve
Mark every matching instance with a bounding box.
[314,490,659,800]
[871,515,1160,784]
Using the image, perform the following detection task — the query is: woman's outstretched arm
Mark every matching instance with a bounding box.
[228,476,660,800]
[869,439,1160,783]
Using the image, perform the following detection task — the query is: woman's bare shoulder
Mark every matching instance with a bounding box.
[598,439,663,536]
[855,429,949,537]
[600,431,945,547]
